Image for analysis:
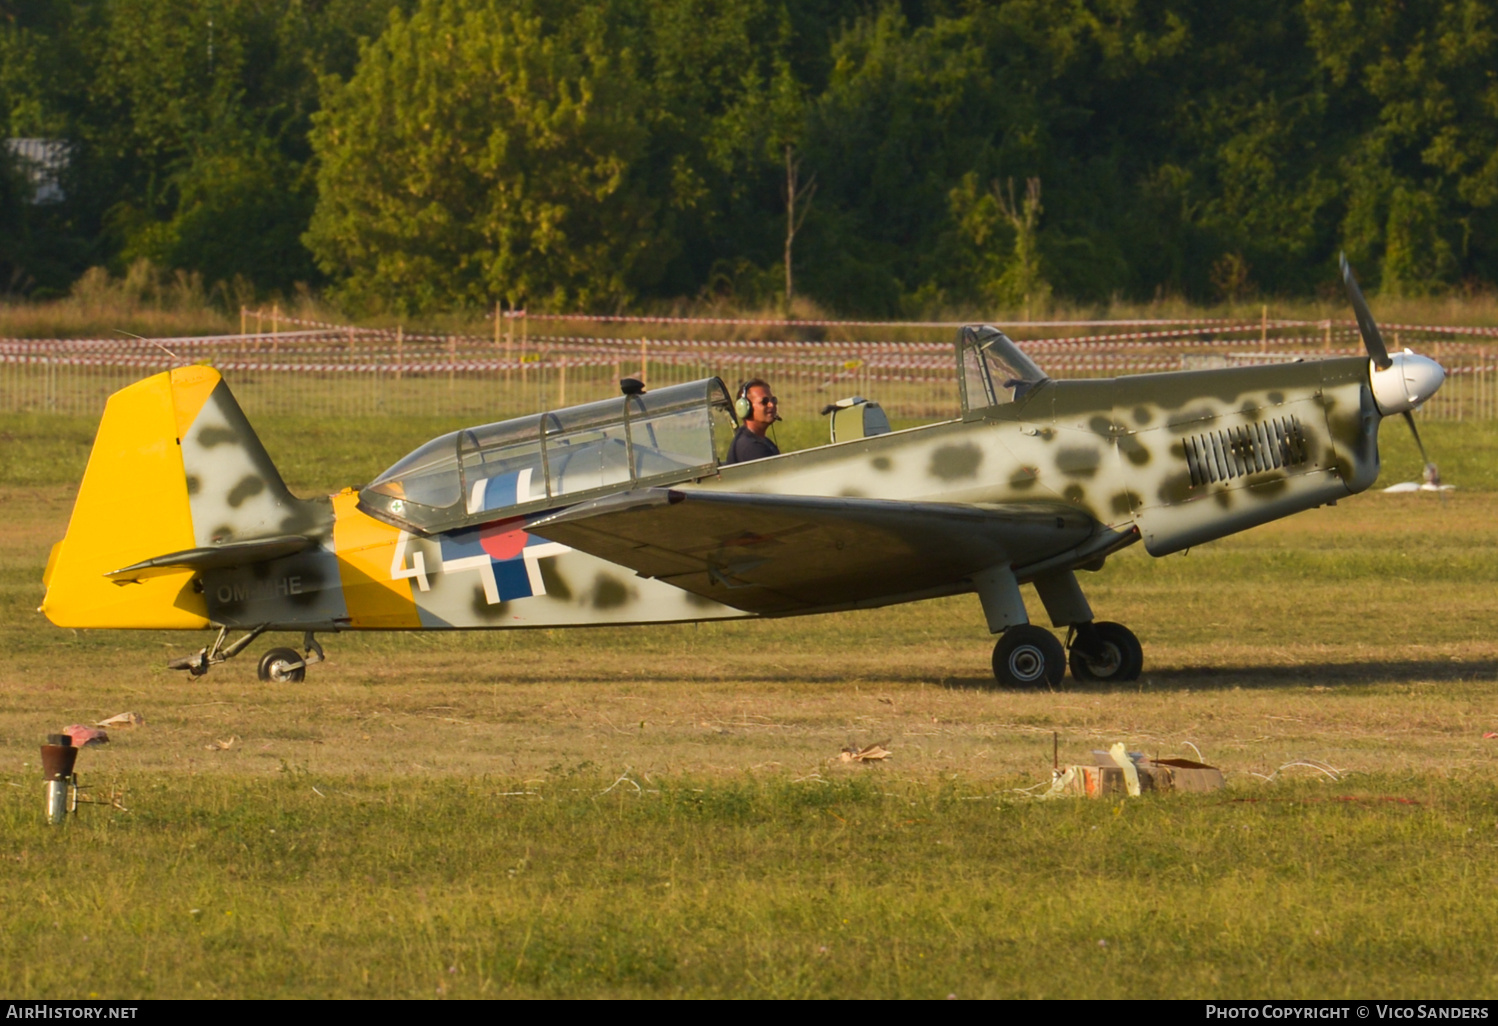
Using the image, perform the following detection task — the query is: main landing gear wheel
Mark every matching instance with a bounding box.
[1068,622,1143,683]
[257,647,306,684]
[992,625,1067,688]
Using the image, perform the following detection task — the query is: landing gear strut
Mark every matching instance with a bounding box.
[169,627,326,682]
[976,566,1142,687]
[167,625,265,677]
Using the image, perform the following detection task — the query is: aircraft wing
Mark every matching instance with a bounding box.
[525,488,1097,615]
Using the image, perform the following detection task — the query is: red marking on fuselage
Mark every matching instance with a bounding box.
[479,518,528,560]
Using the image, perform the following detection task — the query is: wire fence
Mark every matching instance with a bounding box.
[3,311,1496,424]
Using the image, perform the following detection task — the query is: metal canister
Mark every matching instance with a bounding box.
[41,734,78,825]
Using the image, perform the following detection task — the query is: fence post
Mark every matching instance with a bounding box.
[271,303,280,355]
[396,324,404,383]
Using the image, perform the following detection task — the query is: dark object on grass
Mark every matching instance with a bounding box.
[41,733,79,824]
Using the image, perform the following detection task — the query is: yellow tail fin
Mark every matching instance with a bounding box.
[40,367,225,629]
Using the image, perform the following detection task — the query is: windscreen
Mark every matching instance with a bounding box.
[365,432,463,514]
[959,326,1049,413]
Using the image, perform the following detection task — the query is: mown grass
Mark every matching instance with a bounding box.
[3,413,1498,998]
[3,772,1497,998]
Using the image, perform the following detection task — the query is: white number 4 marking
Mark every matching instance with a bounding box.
[390,531,432,592]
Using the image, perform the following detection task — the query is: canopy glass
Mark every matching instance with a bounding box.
[361,378,737,533]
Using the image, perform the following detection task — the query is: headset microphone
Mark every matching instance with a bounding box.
[735,380,779,424]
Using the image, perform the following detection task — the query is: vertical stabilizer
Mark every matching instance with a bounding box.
[178,372,318,545]
[40,366,309,629]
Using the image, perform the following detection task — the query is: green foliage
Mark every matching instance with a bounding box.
[0,0,396,296]
[1304,0,1498,292]
[5,0,1498,310]
[1382,186,1458,296]
[949,174,1050,312]
[115,139,317,292]
[0,142,26,290]
[306,0,658,314]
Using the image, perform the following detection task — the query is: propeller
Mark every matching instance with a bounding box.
[1340,253,1392,370]
[1339,253,1446,484]
[1402,410,1430,466]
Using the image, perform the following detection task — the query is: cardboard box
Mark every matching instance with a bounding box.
[1062,758,1223,797]
[1146,758,1224,793]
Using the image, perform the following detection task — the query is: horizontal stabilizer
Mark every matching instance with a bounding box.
[106,535,317,583]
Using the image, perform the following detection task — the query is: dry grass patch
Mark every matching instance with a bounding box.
[5,487,1496,784]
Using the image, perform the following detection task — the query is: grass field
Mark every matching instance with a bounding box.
[2,410,1497,998]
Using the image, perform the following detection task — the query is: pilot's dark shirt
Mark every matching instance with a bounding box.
[726,425,780,464]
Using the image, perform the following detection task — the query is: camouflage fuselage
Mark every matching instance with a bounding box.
[696,355,1375,556]
[193,356,1377,633]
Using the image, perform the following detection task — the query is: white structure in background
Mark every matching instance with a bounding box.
[5,138,69,204]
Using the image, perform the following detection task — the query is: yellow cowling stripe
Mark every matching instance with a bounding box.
[40,369,213,628]
[331,489,422,628]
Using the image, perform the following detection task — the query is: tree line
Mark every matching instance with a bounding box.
[3,0,1496,316]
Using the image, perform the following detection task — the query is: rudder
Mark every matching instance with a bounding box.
[41,366,309,629]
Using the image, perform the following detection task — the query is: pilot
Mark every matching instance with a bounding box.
[726,378,781,464]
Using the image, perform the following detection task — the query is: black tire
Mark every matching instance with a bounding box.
[258,647,306,683]
[992,625,1067,688]
[1068,622,1143,683]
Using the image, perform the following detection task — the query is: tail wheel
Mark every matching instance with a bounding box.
[257,647,306,683]
[1068,622,1143,683]
[992,625,1066,688]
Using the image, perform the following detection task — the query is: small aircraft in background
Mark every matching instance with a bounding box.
[41,259,1444,687]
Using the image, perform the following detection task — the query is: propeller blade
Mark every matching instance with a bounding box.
[1401,410,1430,466]
[1340,253,1392,370]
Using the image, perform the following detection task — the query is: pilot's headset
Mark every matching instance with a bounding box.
[735,381,754,423]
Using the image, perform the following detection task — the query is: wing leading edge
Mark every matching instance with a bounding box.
[526,489,1098,616]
